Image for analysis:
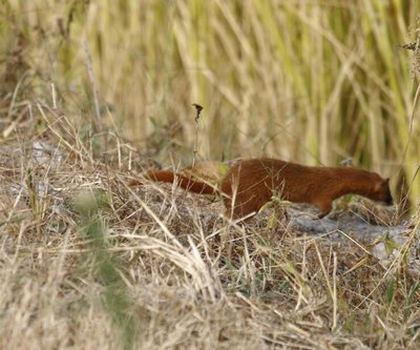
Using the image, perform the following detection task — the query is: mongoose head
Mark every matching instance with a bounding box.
[372,176,393,206]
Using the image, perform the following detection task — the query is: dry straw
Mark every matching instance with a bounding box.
[0,1,419,349]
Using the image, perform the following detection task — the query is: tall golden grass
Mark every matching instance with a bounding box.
[1,0,419,206]
[1,3,420,348]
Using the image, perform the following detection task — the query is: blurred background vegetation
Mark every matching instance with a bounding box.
[0,0,419,208]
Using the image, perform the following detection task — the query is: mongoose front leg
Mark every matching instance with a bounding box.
[315,200,332,219]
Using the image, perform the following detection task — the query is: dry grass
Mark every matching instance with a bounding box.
[0,101,418,349]
[0,1,420,349]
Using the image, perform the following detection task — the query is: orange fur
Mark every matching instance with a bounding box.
[130,170,216,195]
[132,158,393,219]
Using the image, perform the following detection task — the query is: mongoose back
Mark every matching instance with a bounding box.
[134,158,393,219]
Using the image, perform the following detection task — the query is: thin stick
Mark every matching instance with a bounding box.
[192,103,203,166]
[332,251,337,330]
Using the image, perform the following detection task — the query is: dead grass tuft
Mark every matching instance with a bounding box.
[0,93,418,349]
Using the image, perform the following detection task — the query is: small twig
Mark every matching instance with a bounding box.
[401,42,419,51]
[192,103,203,122]
[50,82,57,109]
[192,103,203,166]
[332,251,337,331]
